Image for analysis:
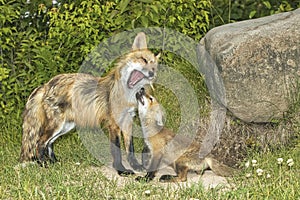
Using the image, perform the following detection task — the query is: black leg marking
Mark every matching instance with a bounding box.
[128,136,144,171]
[36,144,48,167]
[142,143,151,169]
[159,175,178,182]
[111,134,134,176]
[46,142,58,163]
[135,171,156,182]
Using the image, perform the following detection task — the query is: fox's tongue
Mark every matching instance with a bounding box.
[128,70,145,88]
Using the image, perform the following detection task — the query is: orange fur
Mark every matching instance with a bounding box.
[135,90,235,182]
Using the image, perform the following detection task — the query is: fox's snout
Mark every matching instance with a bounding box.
[142,66,156,79]
[148,70,154,78]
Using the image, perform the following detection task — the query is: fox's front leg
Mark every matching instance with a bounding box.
[136,153,162,182]
[117,109,143,171]
[142,143,151,169]
[122,125,144,172]
[109,124,134,176]
[159,163,189,182]
[36,141,47,165]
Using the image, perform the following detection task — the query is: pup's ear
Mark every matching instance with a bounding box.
[132,32,147,50]
[156,52,161,60]
[155,108,164,127]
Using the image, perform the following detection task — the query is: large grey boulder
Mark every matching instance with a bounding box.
[201,9,300,123]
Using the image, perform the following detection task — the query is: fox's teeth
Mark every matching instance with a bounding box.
[150,82,154,91]
[142,97,145,105]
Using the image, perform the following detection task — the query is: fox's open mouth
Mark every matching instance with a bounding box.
[127,70,150,89]
[136,88,145,105]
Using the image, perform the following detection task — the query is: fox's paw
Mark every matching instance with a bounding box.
[48,152,58,163]
[36,160,49,168]
[117,169,135,177]
[135,176,152,183]
[159,175,183,183]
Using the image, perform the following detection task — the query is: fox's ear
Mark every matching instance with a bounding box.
[132,32,147,50]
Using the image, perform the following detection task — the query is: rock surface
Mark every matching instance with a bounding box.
[201,9,300,122]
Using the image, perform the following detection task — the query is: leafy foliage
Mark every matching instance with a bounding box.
[210,0,300,28]
[0,0,211,124]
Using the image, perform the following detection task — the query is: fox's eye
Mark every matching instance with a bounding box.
[141,57,148,63]
[149,97,153,102]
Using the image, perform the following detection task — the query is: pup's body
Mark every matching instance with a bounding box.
[20,32,160,175]
[136,89,235,182]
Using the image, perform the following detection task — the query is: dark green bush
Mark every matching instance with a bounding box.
[210,0,300,28]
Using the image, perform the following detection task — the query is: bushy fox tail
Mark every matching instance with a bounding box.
[205,157,236,177]
[20,86,46,162]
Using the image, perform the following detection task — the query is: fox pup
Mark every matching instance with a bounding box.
[135,88,235,182]
[20,32,160,175]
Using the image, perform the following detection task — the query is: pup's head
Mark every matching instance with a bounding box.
[136,88,164,128]
[121,32,160,90]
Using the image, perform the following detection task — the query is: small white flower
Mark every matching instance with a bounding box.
[245,173,251,178]
[256,168,263,176]
[75,162,81,166]
[287,159,294,167]
[245,161,250,168]
[266,173,271,179]
[277,158,283,165]
[144,190,151,195]
[252,159,258,167]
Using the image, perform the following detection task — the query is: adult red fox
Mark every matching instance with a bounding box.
[20,32,160,175]
[135,88,235,182]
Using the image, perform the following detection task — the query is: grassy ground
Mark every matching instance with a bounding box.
[0,122,299,200]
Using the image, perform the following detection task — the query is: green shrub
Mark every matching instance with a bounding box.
[0,1,22,121]
[210,0,300,28]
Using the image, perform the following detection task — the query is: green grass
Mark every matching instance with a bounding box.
[0,120,299,199]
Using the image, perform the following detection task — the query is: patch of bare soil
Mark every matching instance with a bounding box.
[98,161,232,191]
